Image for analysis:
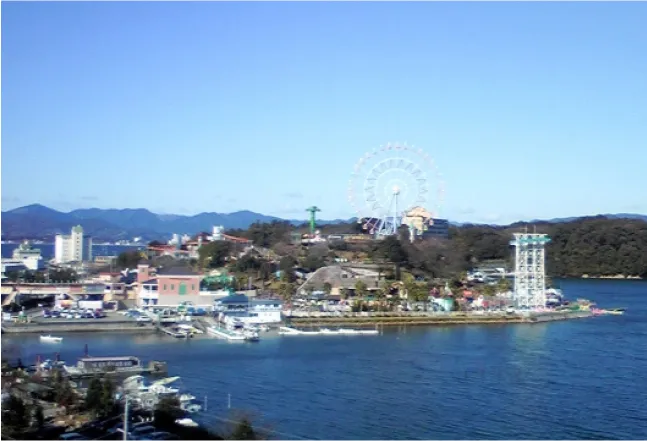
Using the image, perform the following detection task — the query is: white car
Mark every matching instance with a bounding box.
[136,316,152,323]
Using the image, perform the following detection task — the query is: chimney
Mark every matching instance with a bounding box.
[137,263,150,284]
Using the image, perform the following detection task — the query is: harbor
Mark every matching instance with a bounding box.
[2,278,643,441]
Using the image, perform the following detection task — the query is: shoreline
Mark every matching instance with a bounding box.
[1,311,594,335]
[287,311,593,327]
[1,322,158,334]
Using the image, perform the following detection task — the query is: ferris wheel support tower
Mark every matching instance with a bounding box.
[510,232,551,309]
[374,186,401,238]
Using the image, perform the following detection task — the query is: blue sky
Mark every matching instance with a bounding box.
[2,2,646,224]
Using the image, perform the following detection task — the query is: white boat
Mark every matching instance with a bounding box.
[181,402,202,413]
[179,393,196,403]
[40,335,63,343]
[207,325,246,341]
[175,418,199,427]
[279,326,378,336]
[177,324,204,334]
[243,329,260,342]
[337,328,379,335]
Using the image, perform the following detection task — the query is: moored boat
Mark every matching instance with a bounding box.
[40,335,63,343]
[207,325,246,341]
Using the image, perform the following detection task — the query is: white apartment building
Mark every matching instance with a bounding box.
[54,225,93,264]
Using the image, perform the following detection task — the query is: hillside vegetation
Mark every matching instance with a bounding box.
[227,217,647,279]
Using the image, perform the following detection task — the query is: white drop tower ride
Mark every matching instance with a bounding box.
[510,232,551,309]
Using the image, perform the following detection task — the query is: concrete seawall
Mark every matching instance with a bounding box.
[285,311,592,327]
[1,321,158,334]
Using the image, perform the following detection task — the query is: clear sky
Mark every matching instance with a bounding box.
[2,1,646,224]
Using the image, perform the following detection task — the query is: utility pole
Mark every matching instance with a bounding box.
[123,395,129,441]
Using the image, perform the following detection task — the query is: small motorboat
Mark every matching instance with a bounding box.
[607,308,625,315]
[243,329,260,342]
[40,335,63,343]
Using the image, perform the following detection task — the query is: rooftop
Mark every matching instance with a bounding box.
[217,294,250,304]
[79,356,139,362]
[156,266,200,276]
[140,279,158,285]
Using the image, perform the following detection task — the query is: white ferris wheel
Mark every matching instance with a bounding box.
[347,142,445,238]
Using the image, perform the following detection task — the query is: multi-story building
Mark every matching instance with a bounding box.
[54,225,93,264]
[422,218,450,239]
[8,241,44,271]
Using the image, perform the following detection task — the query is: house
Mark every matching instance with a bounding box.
[297,265,381,297]
[136,263,207,307]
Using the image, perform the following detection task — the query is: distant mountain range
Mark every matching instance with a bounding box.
[0,204,352,241]
[1,204,646,242]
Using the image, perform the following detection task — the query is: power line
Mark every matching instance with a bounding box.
[200,414,315,440]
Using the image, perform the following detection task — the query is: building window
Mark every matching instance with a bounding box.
[171,284,175,290]
[192,284,195,291]
[164,285,167,291]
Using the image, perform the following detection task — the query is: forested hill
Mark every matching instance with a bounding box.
[228,216,647,279]
[451,217,647,278]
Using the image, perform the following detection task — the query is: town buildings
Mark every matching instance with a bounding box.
[1,241,45,277]
[54,225,93,264]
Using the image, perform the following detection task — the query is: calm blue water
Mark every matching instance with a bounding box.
[1,243,144,259]
[3,279,646,440]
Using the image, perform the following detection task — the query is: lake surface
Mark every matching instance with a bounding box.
[3,279,646,440]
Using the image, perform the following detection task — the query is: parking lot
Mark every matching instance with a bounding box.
[30,309,138,324]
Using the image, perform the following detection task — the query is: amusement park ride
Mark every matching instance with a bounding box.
[347,142,445,242]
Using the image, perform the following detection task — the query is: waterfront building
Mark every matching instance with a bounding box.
[136,263,218,307]
[214,294,283,325]
[10,241,44,270]
[54,225,92,264]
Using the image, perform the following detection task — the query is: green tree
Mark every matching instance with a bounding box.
[229,417,257,440]
[52,370,77,407]
[33,404,45,430]
[199,241,233,268]
[99,379,116,418]
[278,282,295,302]
[2,395,29,436]
[279,269,296,283]
[116,250,143,269]
[279,256,297,272]
[482,284,497,297]
[323,282,332,295]
[4,271,20,282]
[49,269,78,283]
[496,277,512,293]
[153,396,185,431]
[84,377,103,415]
[259,261,273,281]
[354,280,367,298]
